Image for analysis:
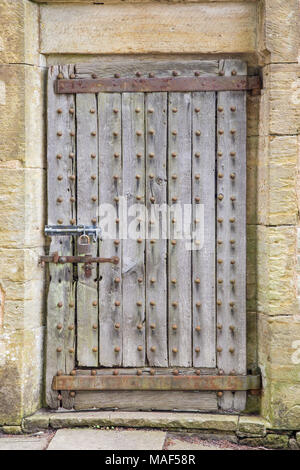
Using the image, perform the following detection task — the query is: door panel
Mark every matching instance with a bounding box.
[46,60,249,411]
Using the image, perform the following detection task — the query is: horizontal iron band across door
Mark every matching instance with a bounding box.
[40,254,119,265]
[52,374,261,392]
[56,76,261,94]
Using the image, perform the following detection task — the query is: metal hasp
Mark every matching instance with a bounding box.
[52,374,261,392]
[56,76,261,95]
[40,254,119,265]
[45,225,102,242]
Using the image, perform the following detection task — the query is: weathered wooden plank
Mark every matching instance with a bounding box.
[168,92,192,367]
[76,93,99,367]
[122,93,146,366]
[216,59,247,411]
[74,391,218,412]
[192,92,216,368]
[98,93,122,367]
[145,93,168,367]
[46,64,76,409]
[76,368,218,376]
[75,59,220,79]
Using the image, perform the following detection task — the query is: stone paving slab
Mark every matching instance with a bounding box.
[47,428,167,450]
[0,434,51,451]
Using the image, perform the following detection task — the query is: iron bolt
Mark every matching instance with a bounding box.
[137,346,143,351]
[172,324,178,330]
[136,131,142,137]
[57,73,64,79]
[150,323,156,329]
[92,218,97,224]
[171,240,177,246]
[114,240,120,246]
[69,348,75,354]
[195,130,201,136]
[194,278,201,284]
[231,70,237,76]
[230,151,236,157]
[70,370,76,376]
[69,108,75,115]
[194,107,200,113]
[136,153,142,158]
[150,346,156,352]
[137,369,142,375]
[195,347,200,353]
[195,369,201,375]
[195,196,200,203]
[217,151,223,157]
[172,130,177,136]
[229,347,235,353]
[195,152,200,158]
[150,369,155,376]
[113,109,119,114]
[172,301,178,308]
[114,278,120,284]
[114,323,120,330]
[231,106,237,112]
[114,346,120,352]
[68,325,75,331]
[217,391,223,398]
[173,369,179,375]
[217,218,223,223]
[217,347,222,353]
[172,70,179,76]
[217,324,223,330]
[138,277,143,283]
[57,370,63,376]
[69,175,76,181]
[56,347,62,353]
[92,347,98,353]
[136,301,142,307]
[171,152,177,158]
[115,301,120,307]
[218,130,224,135]
[113,370,119,376]
[218,194,224,201]
[196,302,201,307]
[114,73,120,78]
[195,326,201,332]
[137,324,143,330]
[57,131,62,137]
[91,370,97,376]
[172,108,177,113]
[195,174,200,180]
[93,324,98,330]
[57,175,63,181]
[171,279,177,284]
[172,348,178,353]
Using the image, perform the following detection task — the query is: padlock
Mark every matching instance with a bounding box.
[78,234,91,255]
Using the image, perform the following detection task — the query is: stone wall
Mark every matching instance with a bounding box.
[0,0,299,430]
[0,0,46,425]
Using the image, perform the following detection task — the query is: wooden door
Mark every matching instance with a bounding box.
[45,60,257,412]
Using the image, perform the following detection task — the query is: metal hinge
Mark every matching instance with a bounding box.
[45,225,102,242]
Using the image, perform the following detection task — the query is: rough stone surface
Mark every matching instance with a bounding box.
[260,0,299,64]
[296,432,300,444]
[0,433,50,450]
[237,416,268,437]
[257,136,298,226]
[23,411,50,432]
[166,438,227,451]
[47,428,166,451]
[261,64,300,136]
[0,0,41,66]
[289,438,299,450]
[2,425,22,435]
[49,411,239,432]
[40,3,257,55]
[241,434,289,449]
[257,226,297,316]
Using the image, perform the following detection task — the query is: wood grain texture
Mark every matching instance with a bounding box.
[46,65,76,409]
[75,60,220,79]
[168,92,192,367]
[145,93,168,367]
[40,3,257,55]
[216,60,247,411]
[74,391,218,412]
[98,93,122,366]
[122,93,146,367]
[192,92,216,368]
[76,93,99,367]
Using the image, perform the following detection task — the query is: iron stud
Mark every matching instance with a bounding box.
[114,323,120,329]
[195,326,201,332]
[114,346,120,352]
[172,348,178,354]
[195,130,201,136]
[150,346,156,352]
[195,347,200,353]
[137,346,143,351]
[137,324,143,330]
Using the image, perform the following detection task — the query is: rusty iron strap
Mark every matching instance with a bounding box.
[56,76,261,94]
[40,254,119,265]
[52,374,261,392]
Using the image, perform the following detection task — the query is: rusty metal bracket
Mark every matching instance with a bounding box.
[52,374,261,392]
[56,76,261,94]
[40,254,119,266]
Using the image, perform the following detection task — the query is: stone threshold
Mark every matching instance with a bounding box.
[22,409,268,436]
[0,410,297,448]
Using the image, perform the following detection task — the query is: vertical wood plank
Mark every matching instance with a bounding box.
[192,92,216,368]
[76,93,99,367]
[216,60,247,411]
[98,93,122,366]
[145,93,168,367]
[122,93,146,367]
[46,65,76,409]
[168,92,192,367]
